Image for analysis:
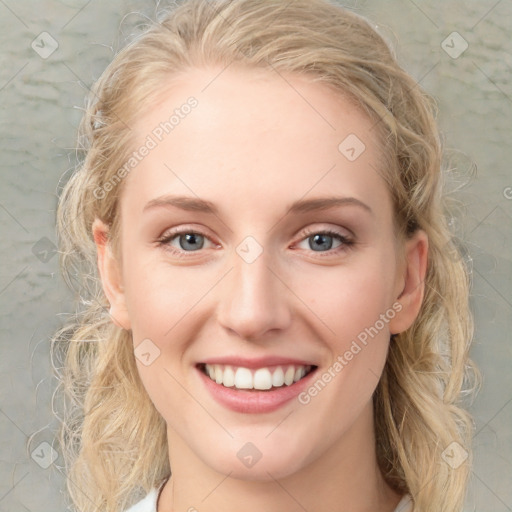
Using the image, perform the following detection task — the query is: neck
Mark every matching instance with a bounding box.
[158,401,402,512]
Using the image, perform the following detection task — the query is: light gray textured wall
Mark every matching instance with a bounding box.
[0,1,510,511]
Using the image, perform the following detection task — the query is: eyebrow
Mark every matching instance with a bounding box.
[143,194,373,216]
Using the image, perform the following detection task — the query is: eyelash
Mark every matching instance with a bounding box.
[156,227,355,258]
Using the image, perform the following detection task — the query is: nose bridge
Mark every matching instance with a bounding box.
[216,239,291,340]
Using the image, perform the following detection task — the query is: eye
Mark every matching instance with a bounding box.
[157,228,217,254]
[295,228,354,254]
[156,227,354,257]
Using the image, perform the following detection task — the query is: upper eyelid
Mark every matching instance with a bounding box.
[300,226,352,238]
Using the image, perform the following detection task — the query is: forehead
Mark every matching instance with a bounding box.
[119,65,390,221]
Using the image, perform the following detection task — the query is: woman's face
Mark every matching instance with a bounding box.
[94,66,426,481]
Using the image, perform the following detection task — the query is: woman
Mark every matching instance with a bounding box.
[52,1,480,511]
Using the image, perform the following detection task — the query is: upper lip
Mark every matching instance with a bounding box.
[198,356,317,369]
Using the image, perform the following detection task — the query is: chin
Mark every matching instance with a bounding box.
[199,441,312,482]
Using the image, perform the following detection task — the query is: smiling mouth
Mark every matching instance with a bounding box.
[197,363,317,391]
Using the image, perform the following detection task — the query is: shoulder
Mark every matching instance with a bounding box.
[394,494,414,512]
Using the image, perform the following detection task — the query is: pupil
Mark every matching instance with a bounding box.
[312,234,332,251]
[181,233,203,251]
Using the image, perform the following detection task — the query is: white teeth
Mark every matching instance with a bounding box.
[203,363,313,390]
[215,365,223,384]
[284,366,295,385]
[272,367,285,387]
[253,368,272,390]
[234,367,253,389]
[223,365,235,387]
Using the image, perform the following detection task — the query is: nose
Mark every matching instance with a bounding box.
[216,247,292,341]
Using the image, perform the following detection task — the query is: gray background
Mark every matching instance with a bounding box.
[0,1,510,510]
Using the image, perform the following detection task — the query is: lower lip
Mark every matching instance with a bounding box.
[196,366,318,414]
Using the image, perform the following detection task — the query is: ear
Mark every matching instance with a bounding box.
[388,229,429,335]
[92,218,131,331]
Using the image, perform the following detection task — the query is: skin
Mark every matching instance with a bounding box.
[93,66,428,512]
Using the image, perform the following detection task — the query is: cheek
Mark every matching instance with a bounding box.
[300,257,397,347]
[121,248,209,340]
[293,262,396,442]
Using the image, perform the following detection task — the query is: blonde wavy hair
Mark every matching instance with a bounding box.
[50,0,481,511]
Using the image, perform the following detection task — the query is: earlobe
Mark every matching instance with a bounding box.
[92,218,131,331]
[389,230,429,335]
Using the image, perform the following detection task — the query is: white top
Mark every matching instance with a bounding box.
[125,481,414,512]
[124,483,163,512]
